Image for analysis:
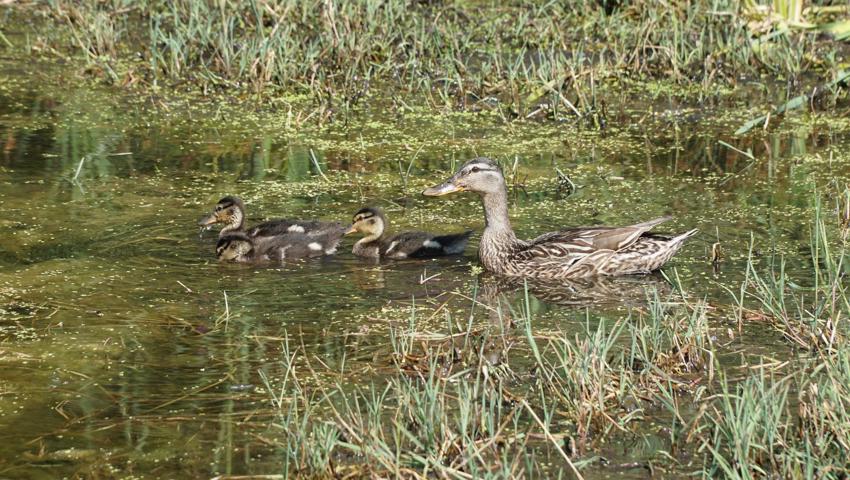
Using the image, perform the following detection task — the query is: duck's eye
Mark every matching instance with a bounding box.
[368,219,375,224]
[469,166,480,174]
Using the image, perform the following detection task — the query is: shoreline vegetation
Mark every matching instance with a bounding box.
[1,0,849,478]
[3,0,849,129]
[253,201,850,479]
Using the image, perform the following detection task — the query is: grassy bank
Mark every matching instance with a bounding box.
[243,197,850,478]
[3,0,847,123]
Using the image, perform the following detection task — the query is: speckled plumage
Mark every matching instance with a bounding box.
[216,229,343,263]
[200,196,345,239]
[423,158,697,279]
[201,196,346,261]
[347,207,472,259]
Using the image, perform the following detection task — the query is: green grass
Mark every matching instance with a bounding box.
[691,348,850,478]
[11,0,845,123]
[726,191,847,352]
[243,276,723,477]
[241,188,849,478]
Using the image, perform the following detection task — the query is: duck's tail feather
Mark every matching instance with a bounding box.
[633,215,673,230]
[434,230,474,255]
[669,228,698,246]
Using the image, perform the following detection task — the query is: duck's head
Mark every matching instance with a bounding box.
[199,196,245,232]
[423,158,505,197]
[345,207,386,240]
[216,232,254,261]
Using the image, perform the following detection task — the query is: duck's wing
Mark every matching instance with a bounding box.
[308,225,347,254]
[253,233,335,260]
[245,219,303,238]
[381,231,432,258]
[379,230,472,259]
[581,216,673,250]
[528,217,671,255]
[247,219,344,238]
[517,216,673,261]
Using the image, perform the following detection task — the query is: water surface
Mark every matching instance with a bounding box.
[1,53,849,478]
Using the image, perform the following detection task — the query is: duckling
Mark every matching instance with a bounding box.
[345,207,472,259]
[216,229,343,263]
[199,196,345,240]
[423,157,697,279]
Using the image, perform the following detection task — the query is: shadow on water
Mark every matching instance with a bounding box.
[1,65,850,478]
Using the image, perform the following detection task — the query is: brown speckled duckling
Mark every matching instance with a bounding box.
[345,207,472,259]
[199,196,345,240]
[423,157,697,278]
[216,229,344,263]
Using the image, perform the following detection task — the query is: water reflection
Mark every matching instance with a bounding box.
[3,89,846,186]
[479,272,672,309]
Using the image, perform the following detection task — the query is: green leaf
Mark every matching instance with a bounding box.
[819,20,850,41]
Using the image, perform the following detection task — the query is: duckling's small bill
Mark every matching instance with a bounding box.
[423,182,463,196]
[198,213,219,226]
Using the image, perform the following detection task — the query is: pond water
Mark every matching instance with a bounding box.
[1,53,849,478]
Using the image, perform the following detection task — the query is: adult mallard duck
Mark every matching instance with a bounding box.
[423,158,697,279]
[199,196,345,239]
[345,207,472,259]
[216,229,344,263]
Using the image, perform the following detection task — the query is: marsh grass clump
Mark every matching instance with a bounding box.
[729,194,848,352]
[701,369,792,478]
[530,318,642,448]
[261,333,543,478]
[251,285,724,478]
[516,282,717,453]
[29,0,849,122]
[641,196,850,478]
[794,350,850,465]
[630,290,713,375]
[690,349,850,478]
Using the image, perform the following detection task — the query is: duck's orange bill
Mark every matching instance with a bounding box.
[423,182,463,196]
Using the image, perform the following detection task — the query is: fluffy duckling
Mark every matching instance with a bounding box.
[423,157,697,278]
[345,207,472,259]
[216,229,344,263]
[199,196,345,239]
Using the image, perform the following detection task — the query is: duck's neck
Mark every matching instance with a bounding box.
[221,208,245,235]
[481,186,517,240]
[353,227,384,258]
[478,185,521,273]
